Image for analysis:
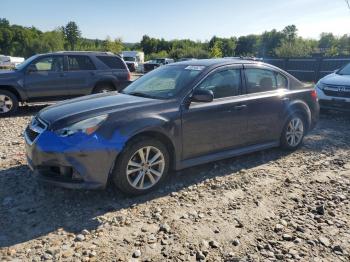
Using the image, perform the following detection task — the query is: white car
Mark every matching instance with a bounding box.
[316,63,350,111]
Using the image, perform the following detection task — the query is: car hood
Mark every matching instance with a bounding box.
[38,92,161,129]
[321,73,350,86]
[0,69,19,79]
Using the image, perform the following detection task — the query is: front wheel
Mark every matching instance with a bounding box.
[0,90,19,117]
[112,137,170,195]
[280,113,306,150]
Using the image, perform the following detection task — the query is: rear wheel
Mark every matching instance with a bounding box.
[112,137,170,195]
[0,90,18,116]
[280,113,306,150]
[92,84,115,94]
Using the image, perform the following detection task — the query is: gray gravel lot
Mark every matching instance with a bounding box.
[0,105,349,262]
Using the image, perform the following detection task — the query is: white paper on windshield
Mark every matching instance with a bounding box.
[185,65,205,71]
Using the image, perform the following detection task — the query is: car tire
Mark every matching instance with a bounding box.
[112,136,170,195]
[92,84,116,94]
[280,113,306,150]
[0,90,19,117]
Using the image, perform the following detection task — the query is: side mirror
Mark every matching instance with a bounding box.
[27,64,37,74]
[191,89,214,103]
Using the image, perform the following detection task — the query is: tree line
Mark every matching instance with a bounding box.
[1,18,350,60]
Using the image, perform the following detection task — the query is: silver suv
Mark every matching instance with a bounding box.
[316,63,350,111]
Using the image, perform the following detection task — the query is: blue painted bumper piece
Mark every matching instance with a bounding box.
[25,130,128,189]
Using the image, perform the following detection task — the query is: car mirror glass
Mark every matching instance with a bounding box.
[191,89,214,103]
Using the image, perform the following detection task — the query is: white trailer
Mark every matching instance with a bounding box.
[121,51,144,63]
[0,55,25,68]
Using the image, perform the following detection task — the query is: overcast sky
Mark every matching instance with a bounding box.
[2,0,349,42]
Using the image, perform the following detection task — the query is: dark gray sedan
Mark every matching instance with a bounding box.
[25,59,319,195]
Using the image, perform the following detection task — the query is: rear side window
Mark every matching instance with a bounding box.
[97,56,126,69]
[276,73,288,89]
[67,55,96,71]
[245,68,277,93]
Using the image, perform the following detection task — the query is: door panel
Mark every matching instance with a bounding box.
[24,55,68,99]
[181,99,248,159]
[181,66,247,160]
[243,66,287,144]
[64,55,97,96]
[242,93,285,144]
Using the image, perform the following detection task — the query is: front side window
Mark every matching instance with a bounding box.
[32,56,63,72]
[197,69,241,99]
[245,68,277,93]
[68,55,95,71]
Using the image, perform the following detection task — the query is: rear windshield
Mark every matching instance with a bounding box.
[97,56,126,69]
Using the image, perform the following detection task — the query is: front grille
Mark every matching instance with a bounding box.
[24,117,47,144]
[25,126,39,142]
[323,84,350,98]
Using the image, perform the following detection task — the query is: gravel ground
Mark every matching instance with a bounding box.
[0,105,349,262]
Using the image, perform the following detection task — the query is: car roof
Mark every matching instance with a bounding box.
[172,58,257,67]
[38,51,119,56]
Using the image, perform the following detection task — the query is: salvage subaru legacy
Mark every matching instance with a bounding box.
[25,59,319,195]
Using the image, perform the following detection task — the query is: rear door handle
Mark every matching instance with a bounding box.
[59,72,66,77]
[234,104,247,110]
[281,97,290,102]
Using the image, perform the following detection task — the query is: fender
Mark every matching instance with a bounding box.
[283,99,312,131]
[0,84,27,101]
[120,115,180,169]
[93,76,120,91]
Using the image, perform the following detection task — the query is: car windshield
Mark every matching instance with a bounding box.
[15,55,39,70]
[155,59,165,64]
[337,63,350,75]
[123,57,136,62]
[122,65,205,99]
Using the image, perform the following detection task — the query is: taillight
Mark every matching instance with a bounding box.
[127,72,131,81]
[310,89,318,100]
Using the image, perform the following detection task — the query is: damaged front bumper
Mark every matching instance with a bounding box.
[24,117,127,189]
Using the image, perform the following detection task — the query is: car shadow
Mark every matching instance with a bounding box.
[14,104,52,117]
[0,146,291,248]
[1,111,349,248]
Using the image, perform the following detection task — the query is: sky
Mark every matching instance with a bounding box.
[1,0,350,42]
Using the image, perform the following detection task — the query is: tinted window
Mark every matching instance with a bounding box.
[68,55,95,71]
[197,69,241,99]
[276,73,288,89]
[245,69,277,93]
[32,56,63,72]
[97,56,126,69]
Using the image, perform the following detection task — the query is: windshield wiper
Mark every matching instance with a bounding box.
[126,92,157,99]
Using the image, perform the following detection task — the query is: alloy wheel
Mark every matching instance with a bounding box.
[0,95,13,114]
[126,146,165,190]
[286,117,304,147]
